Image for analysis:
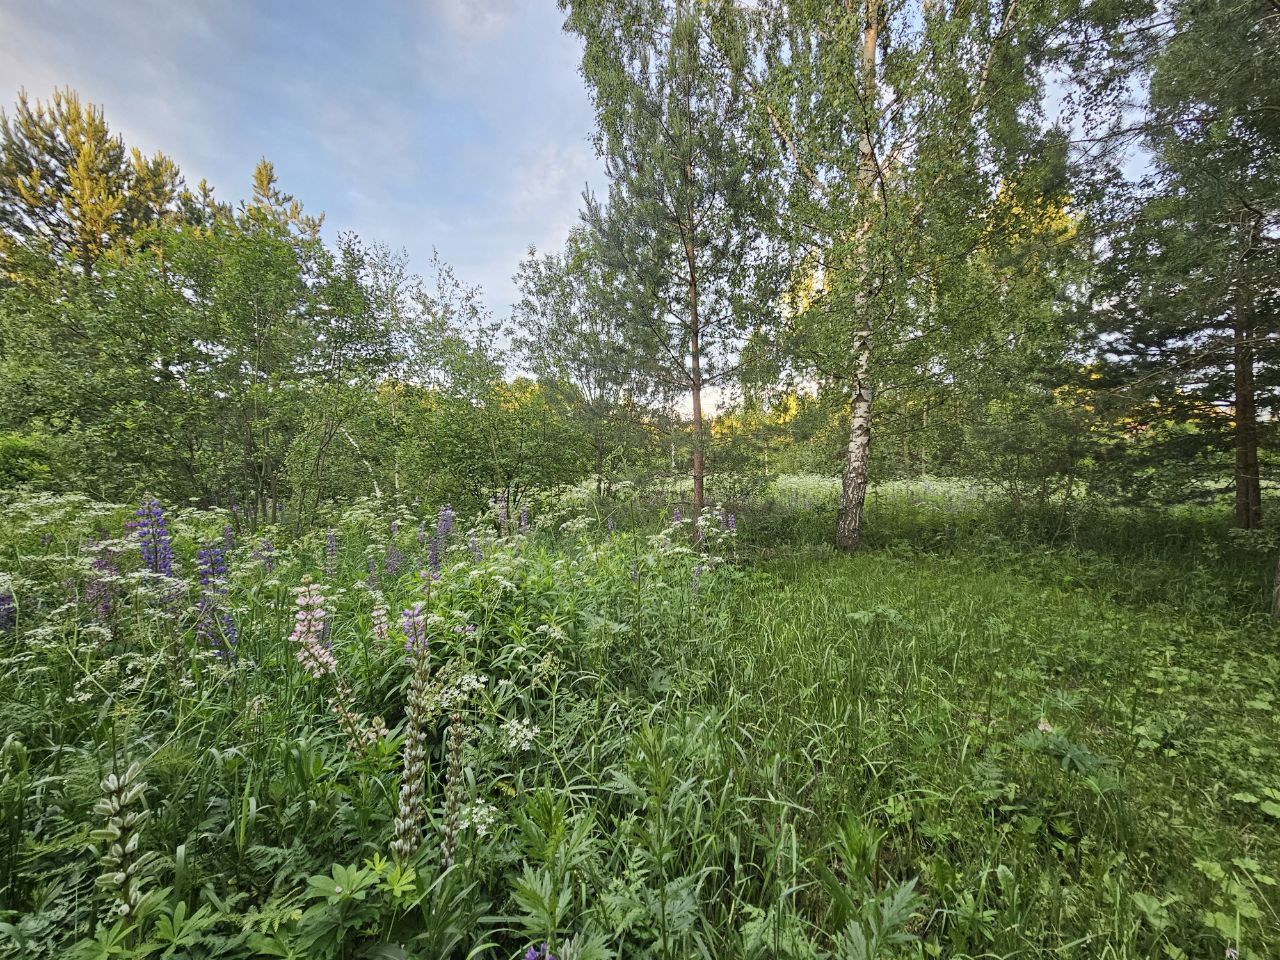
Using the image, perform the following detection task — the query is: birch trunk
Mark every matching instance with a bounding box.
[834,0,879,551]
[837,326,874,550]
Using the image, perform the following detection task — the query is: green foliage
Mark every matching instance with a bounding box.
[1,483,1277,957]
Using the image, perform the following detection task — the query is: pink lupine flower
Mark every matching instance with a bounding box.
[291,578,336,678]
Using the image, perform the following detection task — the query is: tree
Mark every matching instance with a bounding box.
[0,88,181,278]
[723,0,1098,550]
[1090,0,1279,530]
[514,225,659,494]
[561,0,776,513]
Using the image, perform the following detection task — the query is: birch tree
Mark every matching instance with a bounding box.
[560,0,775,513]
[725,0,1106,549]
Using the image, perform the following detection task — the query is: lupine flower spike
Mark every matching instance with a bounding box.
[134,499,174,577]
[392,604,432,862]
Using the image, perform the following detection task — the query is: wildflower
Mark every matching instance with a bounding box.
[673,505,681,524]
[291,578,335,678]
[83,538,119,621]
[196,543,237,658]
[440,711,469,870]
[252,539,275,573]
[0,591,14,632]
[727,513,736,533]
[519,506,529,534]
[1037,719,1054,734]
[437,503,454,539]
[524,944,557,960]
[502,717,539,753]
[386,543,404,578]
[372,602,390,644]
[222,523,236,553]
[469,530,482,562]
[324,529,337,578]
[427,536,441,581]
[496,493,508,529]
[92,762,158,918]
[134,499,173,577]
[459,800,498,838]
[367,555,380,588]
[393,610,433,862]
[402,604,428,653]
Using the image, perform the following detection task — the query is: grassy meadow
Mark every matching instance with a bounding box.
[0,482,1276,959]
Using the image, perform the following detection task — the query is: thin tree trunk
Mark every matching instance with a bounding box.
[835,0,879,552]
[690,309,706,515]
[1233,320,1261,529]
[1271,550,1280,620]
[837,328,873,550]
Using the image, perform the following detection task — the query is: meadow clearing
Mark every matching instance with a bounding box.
[1,480,1276,959]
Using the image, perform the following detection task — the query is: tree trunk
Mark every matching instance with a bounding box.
[836,327,873,551]
[595,438,605,497]
[1272,550,1280,620]
[834,0,880,551]
[1233,320,1262,529]
[690,316,706,515]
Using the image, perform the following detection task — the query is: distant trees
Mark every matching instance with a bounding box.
[0,89,589,520]
[514,225,660,494]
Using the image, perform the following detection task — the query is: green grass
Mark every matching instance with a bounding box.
[0,486,1276,958]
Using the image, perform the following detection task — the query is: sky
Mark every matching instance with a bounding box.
[0,0,607,313]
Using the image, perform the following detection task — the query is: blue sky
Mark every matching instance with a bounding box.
[0,0,605,312]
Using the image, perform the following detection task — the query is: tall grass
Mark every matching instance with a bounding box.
[0,484,1275,958]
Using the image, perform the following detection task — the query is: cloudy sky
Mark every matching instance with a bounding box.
[0,0,606,312]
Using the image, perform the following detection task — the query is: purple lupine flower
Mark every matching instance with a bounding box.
[324,529,338,578]
[519,506,529,535]
[469,530,482,562]
[83,538,118,621]
[389,519,399,537]
[197,543,227,590]
[452,623,476,636]
[401,604,428,653]
[672,505,681,524]
[195,543,237,658]
[0,591,15,632]
[135,499,174,577]
[252,539,275,573]
[427,536,441,581]
[222,523,236,553]
[437,504,454,539]
[727,513,736,533]
[524,943,556,960]
[496,494,508,528]
[367,555,380,587]
[386,543,404,578]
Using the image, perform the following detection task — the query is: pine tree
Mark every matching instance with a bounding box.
[0,88,182,278]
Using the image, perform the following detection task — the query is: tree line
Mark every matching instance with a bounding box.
[0,0,1276,550]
